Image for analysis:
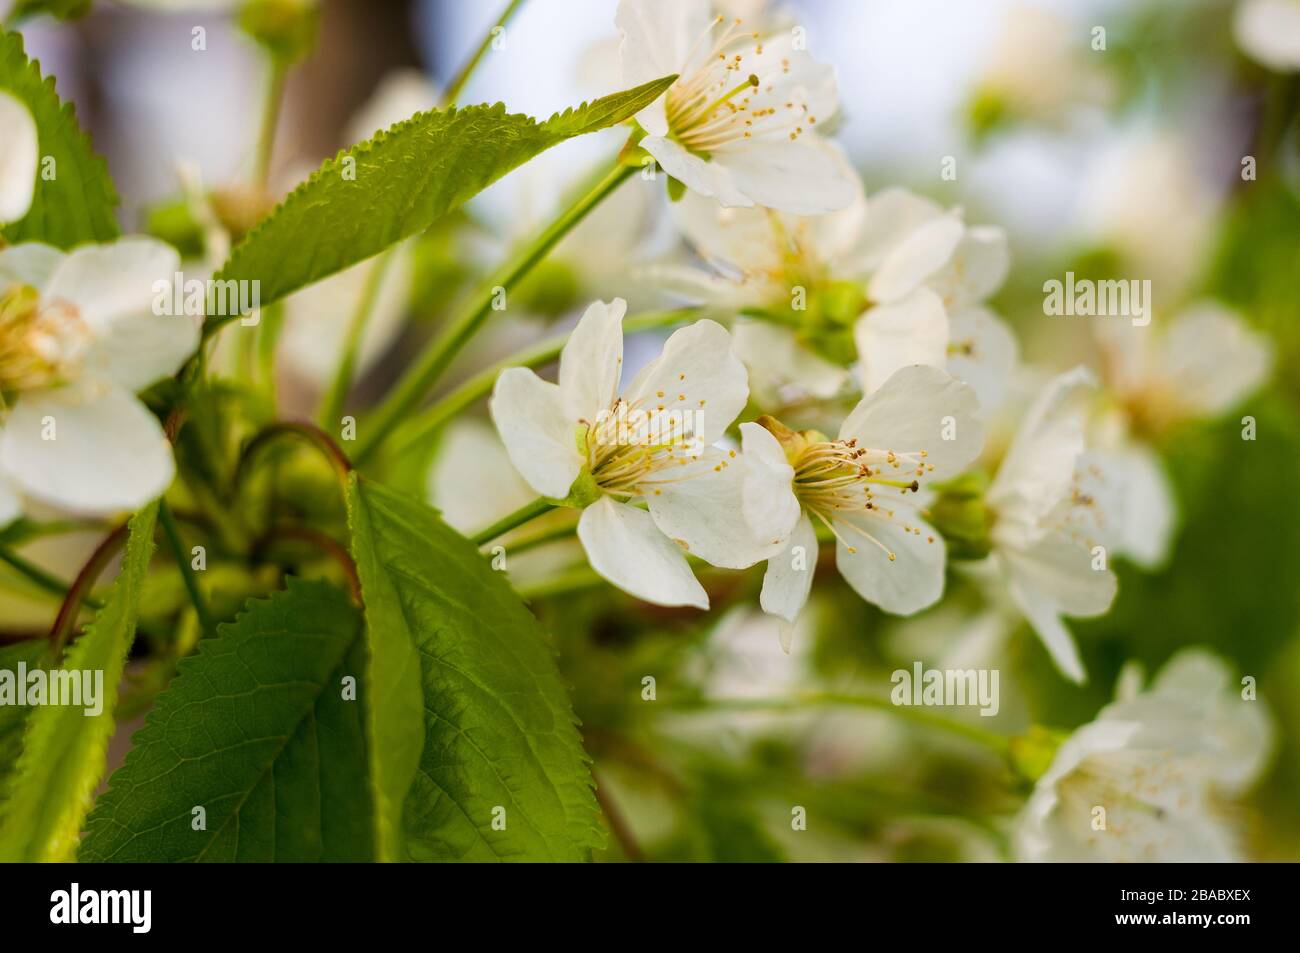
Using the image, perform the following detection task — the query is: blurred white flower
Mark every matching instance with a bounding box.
[426,418,536,536]
[1016,649,1272,862]
[1097,302,1272,434]
[1078,128,1220,298]
[742,365,983,625]
[1234,0,1300,71]
[491,297,764,608]
[1086,302,1271,569]
[0,90,37,225]
[969,4,1112,129]
[984,367,1117,684]
[616,0,855,213]
[0,239,198,522]
[658,176,1016,411]
[853,187,1015,408]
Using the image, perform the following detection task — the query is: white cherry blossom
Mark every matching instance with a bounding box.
[1016,650,1272,862]
[656,178,1016,412]
[490,297,765,608]
[0,238,199,523]
[741,365,984,625]
[852,188,1015,408]
[1089,303,1272,569]
[985,367,1117,684]
[616,0,855,213]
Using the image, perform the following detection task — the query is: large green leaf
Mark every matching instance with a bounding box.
[79,578,373,862]
[346,475,602,861]
[0,639,48,811]
[0,27,119,247]
[0,503,156,862]
[213,75,675,312]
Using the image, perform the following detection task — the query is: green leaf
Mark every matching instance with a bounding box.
[7,0,93,23]
[79,578,373,862]
[345,475,602,861]
[0,27,119,247]
[214,75,675,312]
[0,639,48,810]
[0,502,156,862]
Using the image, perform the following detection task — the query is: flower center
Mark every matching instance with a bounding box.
[0,286,89,404]
[664,16,817,154]
[581,388,715,498]
[789,436,937,559]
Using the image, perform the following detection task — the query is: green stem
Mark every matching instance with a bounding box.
[355,158,638,464]
[158,501,217,639]
[441,0,528,107]
[669,693,1012,756]
[318,249,395,428]
[255,57,289,187]
[0,546,102,609]
[502,518,578,556]
[471,497,557,546]
[387,308,698,458]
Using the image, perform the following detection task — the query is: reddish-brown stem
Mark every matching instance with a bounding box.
[48,523,130,657]
[253,525,362,604]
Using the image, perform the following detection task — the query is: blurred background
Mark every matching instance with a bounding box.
[7,0,1300,861]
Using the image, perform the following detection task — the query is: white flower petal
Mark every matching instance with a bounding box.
[847,187,946,273]
[868,213,964,304]
[578,495,708,608]
[834,506,946,615]
[559,298,625,423]
[1001,528,1117,619]
[0,384,174,516]
[1081,444,1176,569]
[636,262,762,310]
[760,511,817,623]
[0,90,37,224]
[712,138,858,214]
[642,136,753,207]
[671,189,784,273]
[1160,304,1272,416]
[0,242,63,292]
[839,364,984,481]
[624,319,748,445]
[732,320,849,401]
[929,225,1010,311]
[43,237,180,330]
[82,309,201,393]
[946,306,1018,413]
[426,420,536,535]
[988,366,1094,523]
[617,0,709,137]
[854,287,950,394]
[489,367,582,499]
[1234,0,1300,71]
[1003,564,1087,684]
[739,422,800,543]
[645,447,773,569]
